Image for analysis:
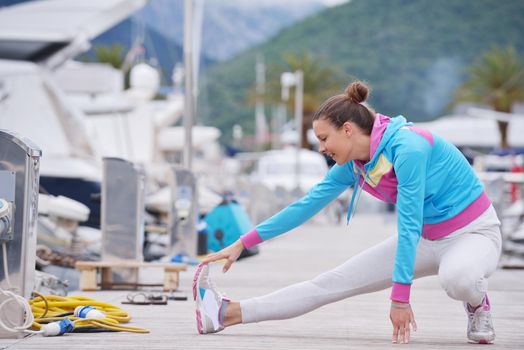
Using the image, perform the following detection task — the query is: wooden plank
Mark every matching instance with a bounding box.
[163,269,179,291]
[76,261,187,291]
[75,260,187,271]
[100,266,114,289]
[78,267,97,291]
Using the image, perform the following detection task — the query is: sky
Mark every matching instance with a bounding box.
[321,0,349,6]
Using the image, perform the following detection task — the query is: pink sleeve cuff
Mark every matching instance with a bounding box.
[240,228,263,249]
[390,282,411,303]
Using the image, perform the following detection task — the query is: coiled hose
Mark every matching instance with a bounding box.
[29,292,150,335]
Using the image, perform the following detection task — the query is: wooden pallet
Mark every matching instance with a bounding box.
[75,260,187,291]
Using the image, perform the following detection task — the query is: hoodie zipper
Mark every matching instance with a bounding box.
[346,171,364,225]
[345,116,411,225]
[346,166,396,225]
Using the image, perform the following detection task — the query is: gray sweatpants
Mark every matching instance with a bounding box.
[240,206,502,323]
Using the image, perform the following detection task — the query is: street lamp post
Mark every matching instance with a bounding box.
[183,0,194,170]
[281,70,304,192]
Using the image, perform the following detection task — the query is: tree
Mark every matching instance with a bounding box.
[93,44,125,69]
[250,52,346,149]
[453,46,524,148]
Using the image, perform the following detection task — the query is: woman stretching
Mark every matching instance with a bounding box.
[194,81,501,344]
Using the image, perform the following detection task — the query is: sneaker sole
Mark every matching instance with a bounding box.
[469,338,494,344]
[193,263,206,301]
[193,263,207,334]
[468,339,493,344]
[195,309,204,334]
[468,335,495,344]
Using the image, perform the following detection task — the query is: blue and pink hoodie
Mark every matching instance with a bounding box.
[240,114,490,303]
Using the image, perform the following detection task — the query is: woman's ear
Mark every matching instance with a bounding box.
[343,122,352,136]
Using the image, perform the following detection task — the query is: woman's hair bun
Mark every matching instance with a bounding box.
[345,81,369,104]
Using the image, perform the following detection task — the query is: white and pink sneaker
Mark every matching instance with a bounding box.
[193,263,230,334]
[464,295,495,344]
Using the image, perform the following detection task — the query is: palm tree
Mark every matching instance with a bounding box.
[250,52,346,149]
[454,46,524,148]
[93,44,125,69]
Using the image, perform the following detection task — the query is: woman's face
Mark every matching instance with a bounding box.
[313,118,366,165]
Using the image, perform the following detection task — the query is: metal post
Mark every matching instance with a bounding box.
[271,103,285,150]
[169,166,198,257]
[255,56,266,147]
[281,71,304,192]
[183,0,194,170]
[294,70,303,191]
[0,130,41,339]
[101,158,145,262]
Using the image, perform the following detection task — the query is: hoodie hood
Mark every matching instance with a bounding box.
[366,114,410,170]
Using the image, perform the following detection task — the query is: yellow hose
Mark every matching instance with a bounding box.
[29,294,149,334]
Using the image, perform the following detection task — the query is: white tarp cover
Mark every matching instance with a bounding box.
[0,60,77,157]
[0,0,146,42]
[417,115,524,148]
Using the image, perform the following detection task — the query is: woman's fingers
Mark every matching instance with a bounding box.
[404,321,410,343]
[222,258,234,273]
[392,324,399,343]
[202,252,223,263]
[200,240,244,272]
[201,255,214,263]
[390,305,416,344]
[399,324,406,344]
[411,318,417,332]
[410,310,417,332]
[392,322,412,344]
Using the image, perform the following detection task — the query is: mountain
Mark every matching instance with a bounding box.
[138,0,327,61]
[199,0,524,141]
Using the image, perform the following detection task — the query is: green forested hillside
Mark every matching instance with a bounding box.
[198,0,524,142]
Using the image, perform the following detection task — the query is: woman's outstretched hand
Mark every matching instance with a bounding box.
[201,239,245,273]
[390,302,417,344]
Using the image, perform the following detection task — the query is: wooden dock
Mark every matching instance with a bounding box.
[2,213,524,349]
